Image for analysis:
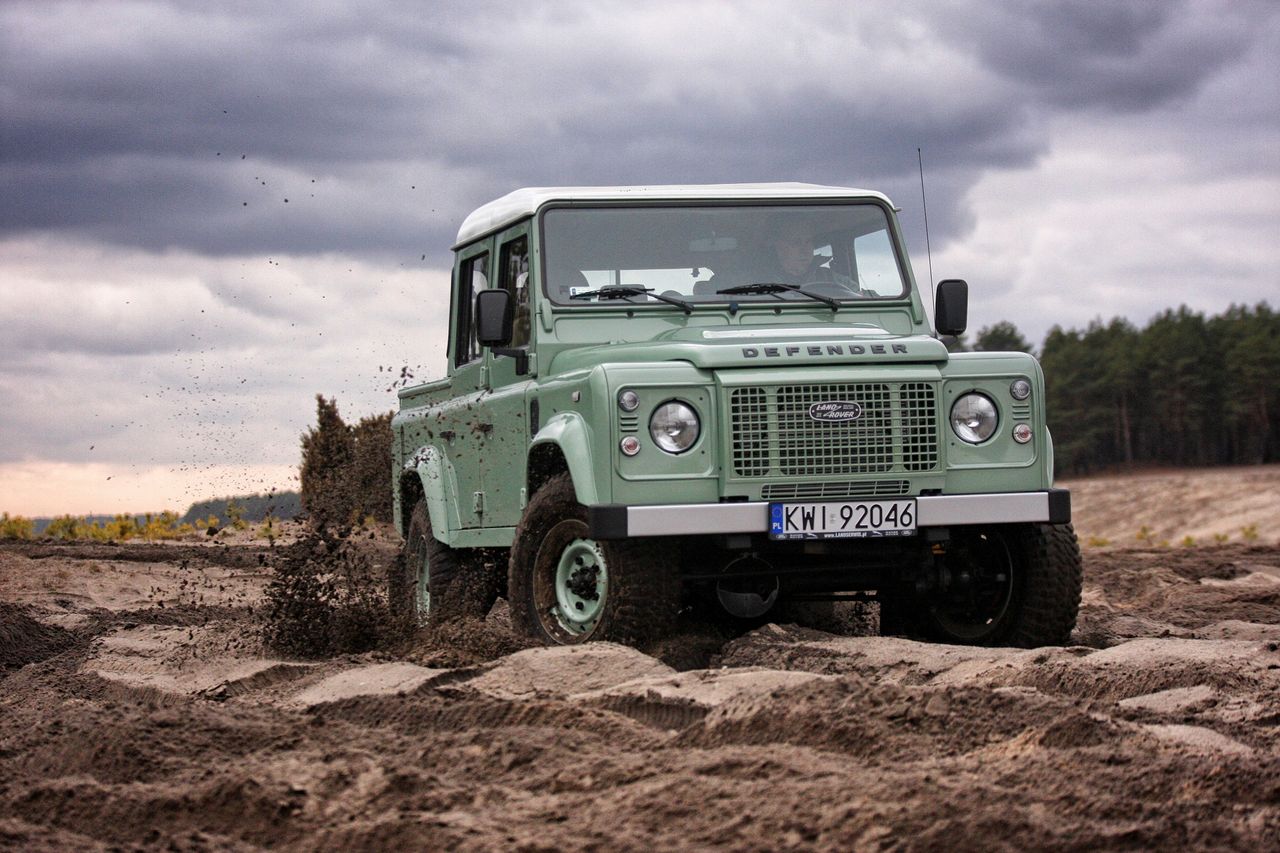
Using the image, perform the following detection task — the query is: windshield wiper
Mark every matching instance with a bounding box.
[570,285,692,315]
[715,282,840,311]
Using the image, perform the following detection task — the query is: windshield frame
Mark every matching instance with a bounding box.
[536,198,914,311]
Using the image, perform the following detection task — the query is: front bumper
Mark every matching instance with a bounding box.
[589,489,1070,539]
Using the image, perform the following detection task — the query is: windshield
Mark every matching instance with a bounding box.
[541,202,908,307]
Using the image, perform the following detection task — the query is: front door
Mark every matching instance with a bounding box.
[441,243,491,528]
[483,223,535,527]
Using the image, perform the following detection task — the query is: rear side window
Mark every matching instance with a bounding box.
[455,252,489,366]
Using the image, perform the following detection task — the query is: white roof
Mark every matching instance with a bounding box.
[454,182,893,247]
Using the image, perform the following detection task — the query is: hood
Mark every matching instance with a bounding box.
[548,324,950,373]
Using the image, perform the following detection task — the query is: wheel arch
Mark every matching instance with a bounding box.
[527,412,601,505]
[397,446,460,544]
[397,470,424,538]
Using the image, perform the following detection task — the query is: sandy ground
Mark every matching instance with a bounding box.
[2,469,1280,851]
[1061,464,1280,546]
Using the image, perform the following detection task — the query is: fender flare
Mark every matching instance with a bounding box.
[529,411,601,505]
[404,445,462,545]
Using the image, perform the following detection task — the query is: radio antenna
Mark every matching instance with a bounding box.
[917,146,935,303]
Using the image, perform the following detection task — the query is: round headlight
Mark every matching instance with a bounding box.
[650,401,700,454]
[618,389,640,412]
[1010,378,1031,401]
[950,393,998,444]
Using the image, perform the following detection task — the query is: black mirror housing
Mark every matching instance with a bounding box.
[934,279,969,337]
[475,289,513,347]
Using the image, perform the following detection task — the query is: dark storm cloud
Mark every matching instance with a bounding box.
[957,0,1258,112]
[0,0,1272,262]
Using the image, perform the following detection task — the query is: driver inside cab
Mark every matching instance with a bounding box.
[768,216,861,294]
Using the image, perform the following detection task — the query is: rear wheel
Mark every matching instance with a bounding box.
[390,500,497,626]
[509,473,680,646]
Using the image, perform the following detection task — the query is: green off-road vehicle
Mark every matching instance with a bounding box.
[390,184,1081,647]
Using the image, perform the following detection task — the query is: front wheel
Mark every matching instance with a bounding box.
[882,523,1082,647]
[508,473,680,646]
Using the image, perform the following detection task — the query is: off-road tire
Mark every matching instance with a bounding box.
[508,472,681,646]
[390,500,498,627]
[999,522,1082,647]
[880,523,1082,647]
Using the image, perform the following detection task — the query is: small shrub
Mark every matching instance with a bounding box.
[1240,524,1259,542]
[0,513,34,540]
[1180,535,1196,548]
[226,499,248,531]
[44,515,84,540]
[259,515,278,546]
[1136,525,1155,545]
[1086,535,1111,547]
[1213,532,1230,544]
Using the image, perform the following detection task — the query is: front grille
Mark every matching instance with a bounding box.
[730,382,939,477]
[761,480,910,500]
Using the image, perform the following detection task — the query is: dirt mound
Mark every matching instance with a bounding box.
[400,603,537,669]
[0,604,75,672]
[1075,544,1280,647]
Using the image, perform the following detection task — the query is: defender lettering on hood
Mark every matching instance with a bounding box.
[742,343,910,358]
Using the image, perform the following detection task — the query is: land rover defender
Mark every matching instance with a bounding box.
[390,184,1082,647]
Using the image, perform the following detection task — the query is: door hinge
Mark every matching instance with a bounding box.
[472,491,485,514]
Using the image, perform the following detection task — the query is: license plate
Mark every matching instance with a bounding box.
[768,499,917,540]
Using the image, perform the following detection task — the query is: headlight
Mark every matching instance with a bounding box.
[649,401,700,454]
[950,393,998,444]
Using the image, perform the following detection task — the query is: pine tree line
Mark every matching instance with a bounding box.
[180,491,301,526]
[965,303,1278,474]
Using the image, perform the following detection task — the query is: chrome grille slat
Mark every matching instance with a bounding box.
[730,383,939,477]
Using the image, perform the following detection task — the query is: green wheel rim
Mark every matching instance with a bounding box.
[552,537,608,636]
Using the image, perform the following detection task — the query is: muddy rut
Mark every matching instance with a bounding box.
[2,536,1279,851]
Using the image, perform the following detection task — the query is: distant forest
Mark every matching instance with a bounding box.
[25,491,301,535]
[961,303,1278,474]
[180,491,301,525]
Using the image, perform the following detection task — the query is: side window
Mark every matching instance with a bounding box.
[499,236,530,348]
[455,252,489,366]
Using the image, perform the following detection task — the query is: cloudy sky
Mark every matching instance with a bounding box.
[2,0,1277,515]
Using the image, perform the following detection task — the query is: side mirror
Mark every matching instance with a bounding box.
[934,279,968,337]
[475,289,513,347]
